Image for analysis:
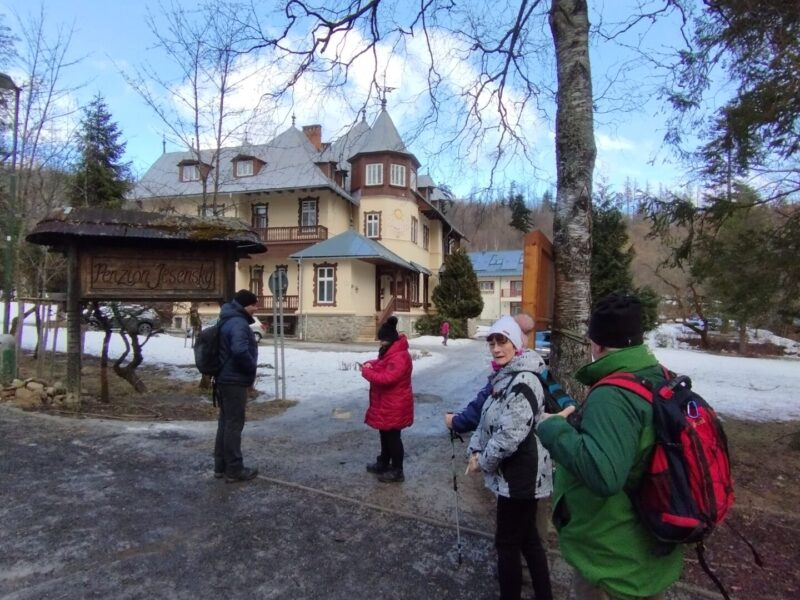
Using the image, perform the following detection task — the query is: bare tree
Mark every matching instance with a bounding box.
[123,1,264,210]
[234,0,595,389]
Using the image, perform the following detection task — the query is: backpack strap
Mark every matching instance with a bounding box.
[591,366,673,405]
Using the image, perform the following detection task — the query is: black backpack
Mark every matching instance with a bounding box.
[194,320,225,376]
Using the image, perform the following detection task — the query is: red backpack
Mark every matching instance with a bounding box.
[594,369,742,599]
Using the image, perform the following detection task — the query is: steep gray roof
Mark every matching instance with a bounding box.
[131,127,353,204]
[351,110,418,166]
[468,250,523,277]
[290,229,419,271]
[319,119,371,169]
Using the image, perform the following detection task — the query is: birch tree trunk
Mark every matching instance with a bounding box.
[549,0,595,399]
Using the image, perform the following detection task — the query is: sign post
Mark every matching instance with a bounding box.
[268,268,289,399]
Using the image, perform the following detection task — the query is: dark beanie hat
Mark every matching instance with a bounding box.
[588,292,644,348]
[234,289,258,308]
[377,316,400,343]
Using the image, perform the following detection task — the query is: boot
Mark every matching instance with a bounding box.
[377,468,405,483]
[225,467,259,483]
[366,456,390,474]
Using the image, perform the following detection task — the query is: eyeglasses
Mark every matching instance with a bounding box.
[487,333,510,346]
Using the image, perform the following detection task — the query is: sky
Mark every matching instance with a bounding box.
[0,0,702,199]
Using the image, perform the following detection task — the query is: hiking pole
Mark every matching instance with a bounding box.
[449,427,464,567]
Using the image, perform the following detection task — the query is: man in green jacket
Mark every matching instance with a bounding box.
[536,293,683,600]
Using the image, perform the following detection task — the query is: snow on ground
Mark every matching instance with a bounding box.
[10,304,800,422]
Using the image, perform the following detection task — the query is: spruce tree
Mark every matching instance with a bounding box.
[69,95,131,208]
[591,188,659,329]
[432,248,483,329]
[508,192,534,233]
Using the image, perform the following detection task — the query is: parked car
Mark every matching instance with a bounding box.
[534,330,551,363]
[84,304,163,336]
[205,318,266,343]
[684,315,723,330]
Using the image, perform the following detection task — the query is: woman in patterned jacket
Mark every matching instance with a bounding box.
[467,315,553,600]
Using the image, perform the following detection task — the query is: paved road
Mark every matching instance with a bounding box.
[1,341,708,599]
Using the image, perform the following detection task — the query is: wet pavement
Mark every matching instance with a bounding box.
[1,341,708,599]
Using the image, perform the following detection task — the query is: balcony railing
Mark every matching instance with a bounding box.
[501,288,523,298]
[257,295,299,312]
[252,225,328,244]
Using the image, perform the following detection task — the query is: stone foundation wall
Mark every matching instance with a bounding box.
[300,314,375,342]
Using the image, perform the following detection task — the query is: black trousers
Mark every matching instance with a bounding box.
[213,384,247,475]
[378,428,404,471]
[496,495,553,600]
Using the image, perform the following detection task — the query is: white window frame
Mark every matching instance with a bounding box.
[235,159,254,177]
[301,199,317,227]
[181,164,200,182]
[480,281,495,293]
[410,170,417,190]
[365,213,380,238]
[390,163,406,187]
[366,163,383,186]
[317,266,334,304]
[252,203,268,229]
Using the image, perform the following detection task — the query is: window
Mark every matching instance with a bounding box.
[314,263,336,305]
[422,224,429,250]
[365,212,381,238]
[480,281,495,293]
[300,198,318,228]
[510,280,523,296]
[181,164,200,182]
[250,266,264,297]
[235,159,254,177]
[252,204,268,229]
[489,254,503,265]
[390,163,406,187]
[366,163,383,186]
[410,170,417,190]
[411,216,418,244]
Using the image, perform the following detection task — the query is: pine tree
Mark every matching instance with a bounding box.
[69,95,131,208]
[432,248,483,327]
[508,192,534,233]
[592,187,659,329]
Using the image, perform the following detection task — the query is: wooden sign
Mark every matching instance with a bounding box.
[521,230,555,337]
[79,247,226,301]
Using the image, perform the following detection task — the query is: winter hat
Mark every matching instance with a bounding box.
[487,315,524,350]
[233,289,258,308]
[377,316,400,343]
[587,292,644,348]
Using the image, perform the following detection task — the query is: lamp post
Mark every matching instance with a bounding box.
[0,73,20,336]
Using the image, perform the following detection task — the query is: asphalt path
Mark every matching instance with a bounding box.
[1,340,706,599]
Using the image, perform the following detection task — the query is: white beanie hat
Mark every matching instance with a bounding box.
[487,315,523,349]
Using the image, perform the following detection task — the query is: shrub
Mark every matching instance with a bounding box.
[414,315,467,338]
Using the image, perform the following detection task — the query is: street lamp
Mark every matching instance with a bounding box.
[0,72,20,336]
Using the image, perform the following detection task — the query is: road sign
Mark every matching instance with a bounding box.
[268,269,288,295]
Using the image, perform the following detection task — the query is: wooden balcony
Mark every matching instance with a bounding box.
[257,294,299,312]
[252,225,328,244]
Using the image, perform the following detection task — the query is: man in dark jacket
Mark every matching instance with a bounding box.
[213,289,260,483]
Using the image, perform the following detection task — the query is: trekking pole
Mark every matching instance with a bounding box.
[449,428,464,567]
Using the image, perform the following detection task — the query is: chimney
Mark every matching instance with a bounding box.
[303,124,322,150]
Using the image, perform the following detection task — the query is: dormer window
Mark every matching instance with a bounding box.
[235,159,254,177]
[366,163,383,186]
[181,164,200,182]
[390,164,406,187]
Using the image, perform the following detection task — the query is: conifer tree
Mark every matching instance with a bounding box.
[69,94,131,208]
[432,248,483,327]
[508,192,534,233]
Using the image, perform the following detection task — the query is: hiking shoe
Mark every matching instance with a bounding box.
[225,467,259,483]
[366,460,390,474]
[377,468,404,483]
[213,471,225,479]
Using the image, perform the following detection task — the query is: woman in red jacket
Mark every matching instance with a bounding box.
[360,316,414,483]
